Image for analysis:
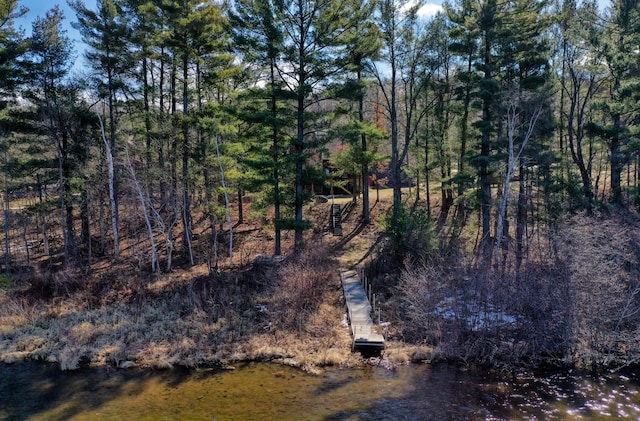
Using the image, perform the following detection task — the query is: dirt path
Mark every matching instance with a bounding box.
[306,192,392,270]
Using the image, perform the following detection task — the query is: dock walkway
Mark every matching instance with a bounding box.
[340,269,385,353]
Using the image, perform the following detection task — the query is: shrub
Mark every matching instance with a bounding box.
[0,273,12,288]
[267,247,336,333]
[555,211,640,367]
[381,203,438,266]
[397,210,640,368]
[399,257,572,366]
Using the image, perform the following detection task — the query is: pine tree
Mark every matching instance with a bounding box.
[70,0,134,261]
[0,0,26,99]
[446,0,503,253]
[0,0,27,271]
[591,0,640,205]
[275,0,350,252]
[447,0,480,203]
[230,0,289,255]
[447,0,552,257]
[143,0,228,265]
[337,0,381,224]
[497,0,552,271]
[25,6,84,264]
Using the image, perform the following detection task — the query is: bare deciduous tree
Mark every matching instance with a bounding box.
[494,101,542,266]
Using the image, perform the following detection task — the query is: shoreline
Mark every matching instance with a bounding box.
[0,254,435,373]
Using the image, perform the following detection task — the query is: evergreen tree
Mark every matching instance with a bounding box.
[0,0,27,271]
[139,0,228,265]
[591,0,640,205]
[230,0,289,255]
[275,0,350,252]
[497,0,552,270]
[447,0,552,256]
[337,0,381,224]
[24,6,83,264]
[0,0,26,99]
[446,0,480,203]
[446,0,503,253]
[70,0,135,261]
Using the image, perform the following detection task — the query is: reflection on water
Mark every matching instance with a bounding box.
[2,361,640,420]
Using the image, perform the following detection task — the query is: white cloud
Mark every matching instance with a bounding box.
[417,3,444,18]
[401,1,444,19]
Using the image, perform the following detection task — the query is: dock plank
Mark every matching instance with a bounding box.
[340,269,385,353]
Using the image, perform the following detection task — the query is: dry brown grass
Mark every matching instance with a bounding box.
[0,187,438,371]
[0,246,368,371]
[383,342,438,365]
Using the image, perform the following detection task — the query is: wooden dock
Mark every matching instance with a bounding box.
[340,269,385,353]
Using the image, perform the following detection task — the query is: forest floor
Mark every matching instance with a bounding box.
[0,187,434,372]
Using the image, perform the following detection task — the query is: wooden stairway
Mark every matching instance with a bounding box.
[331,204,342,236]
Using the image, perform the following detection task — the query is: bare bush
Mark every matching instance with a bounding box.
[501,259,572,363]
[398,259,475,361]
[19,267,83,300]
[398,210,640,368]
[267,247,337,333]
[555,211,640,367]
[400,258,571,365]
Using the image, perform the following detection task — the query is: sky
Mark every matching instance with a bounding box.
[15,0,612,73]
[17,1,80,39]
[16,1,84,71]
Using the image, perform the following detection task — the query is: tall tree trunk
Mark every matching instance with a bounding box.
[37,174,50,257]
[390,45,401,215]
[237,190,243,225]
[3,140,9,271]
[294,47,305,252]
[143,56,153,173]
[515,162,526,280]
[97,112,119,262]
[61,130,75,263]
[215,134,233,268]
[358,69,370,224]
[424,123,432,220]
[270,59,282,255]
[158,48,168,208]
[107,73,119,261]
[559,37,567,196]
[99,155,106,255]
[611,76,623,206]
[168,60,178,270]
[181,125,192,264]
[80,186,89,246]
[59,140,66,261]
[479,28,493,257]
[458,53,472,199]
[437,89,453,223]
[182,57,194,265]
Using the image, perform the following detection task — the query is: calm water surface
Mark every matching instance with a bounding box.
[2,361,640,420]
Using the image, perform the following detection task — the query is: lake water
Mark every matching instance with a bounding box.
[2,361,640,420]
